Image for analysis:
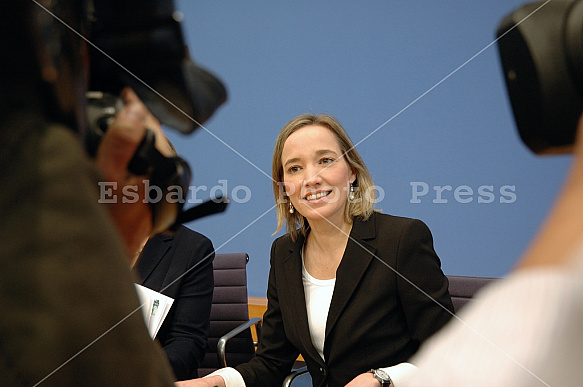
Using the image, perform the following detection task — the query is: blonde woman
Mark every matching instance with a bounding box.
[180,114,453,387]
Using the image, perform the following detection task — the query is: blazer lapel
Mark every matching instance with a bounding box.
[283,234,325,365]
[135,233,173,284]
[325,215,378,339]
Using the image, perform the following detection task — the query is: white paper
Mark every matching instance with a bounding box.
[134,284,174,339]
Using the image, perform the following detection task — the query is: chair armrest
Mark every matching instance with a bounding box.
[282,365,309,387]
[217,317,263,367]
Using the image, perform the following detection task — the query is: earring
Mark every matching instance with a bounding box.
[349,183,355,201]
[289,202,295,214]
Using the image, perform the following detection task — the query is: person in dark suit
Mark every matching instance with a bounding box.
[179,113,453,387]
[134,225,215,381]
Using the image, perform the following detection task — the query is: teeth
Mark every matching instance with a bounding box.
[306,191,329,201]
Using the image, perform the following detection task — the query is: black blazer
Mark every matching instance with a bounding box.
[236,212,454,387]
[133,225,215,381]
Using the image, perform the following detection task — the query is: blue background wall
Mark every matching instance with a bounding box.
[167,1,572,298]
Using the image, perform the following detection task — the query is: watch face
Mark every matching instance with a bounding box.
[375,369,390,380]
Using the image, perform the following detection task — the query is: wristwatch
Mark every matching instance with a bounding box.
[369,368,392,386]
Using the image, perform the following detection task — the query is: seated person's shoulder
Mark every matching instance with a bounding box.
[367,211,422,227]
[368,212,432,238]
[177,225,213,245]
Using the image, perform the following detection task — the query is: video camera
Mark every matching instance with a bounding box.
[83,0,228,232]
[497,0,583,154]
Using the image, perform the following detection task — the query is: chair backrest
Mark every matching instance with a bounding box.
[447,275,497,313]
[198,253,257,377]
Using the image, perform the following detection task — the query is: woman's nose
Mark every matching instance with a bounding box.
[303,165,322,186]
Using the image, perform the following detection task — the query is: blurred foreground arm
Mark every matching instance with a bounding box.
[518,113,583,269]
[395,115,583,386]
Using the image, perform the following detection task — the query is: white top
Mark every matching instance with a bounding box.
[301,250,336,360]
[393,243,583,387]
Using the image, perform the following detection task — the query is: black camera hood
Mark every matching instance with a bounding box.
[87,0,227,134]
[497,0,583,154]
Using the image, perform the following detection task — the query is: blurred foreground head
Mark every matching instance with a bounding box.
[0,1,87,131]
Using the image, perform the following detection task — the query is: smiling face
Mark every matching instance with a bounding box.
[281,125,356,227]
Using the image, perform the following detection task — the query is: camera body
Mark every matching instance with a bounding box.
[86,90,194,233]
[497,0,583,154]
[85,91,125,157]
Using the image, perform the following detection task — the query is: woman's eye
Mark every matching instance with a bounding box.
[320,157,334,164]
[288,166,300,173]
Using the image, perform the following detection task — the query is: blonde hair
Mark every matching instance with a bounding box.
[272,113,376,240]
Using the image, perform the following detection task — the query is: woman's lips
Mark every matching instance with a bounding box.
[304,190,332,201]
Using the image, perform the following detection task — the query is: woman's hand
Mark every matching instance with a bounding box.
[175,375,225,387]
